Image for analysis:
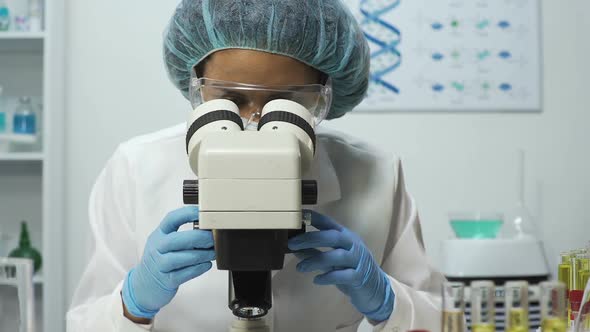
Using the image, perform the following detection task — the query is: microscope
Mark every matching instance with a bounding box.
[183,99,318,332]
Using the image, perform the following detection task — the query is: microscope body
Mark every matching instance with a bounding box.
[195,131,307,269]
[183,99,317,328]
[197,132,304,231]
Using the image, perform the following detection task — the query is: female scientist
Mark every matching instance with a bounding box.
[67,0,445,331]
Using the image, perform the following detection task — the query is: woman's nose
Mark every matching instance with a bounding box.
[239,103,263,122]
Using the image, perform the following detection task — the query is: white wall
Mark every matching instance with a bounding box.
[64,0,590,313]
[64,0,187,302]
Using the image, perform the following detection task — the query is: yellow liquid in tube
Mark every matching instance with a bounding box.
[442,310,465,332]
[507,308,529,332]
[506,326,528,332]
[472,323,495,332]
[579,270,590,290]
[541,318,567,332]
[557,256,571,327]
[558,263,571,291]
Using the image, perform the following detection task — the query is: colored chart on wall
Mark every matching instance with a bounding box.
[341,0,542,111]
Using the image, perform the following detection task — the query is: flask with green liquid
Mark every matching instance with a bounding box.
[8,221,42,272]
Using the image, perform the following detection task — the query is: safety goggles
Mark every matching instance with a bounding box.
[189,77,333,126]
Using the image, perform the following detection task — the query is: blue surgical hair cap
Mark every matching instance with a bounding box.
[163,0,370,119]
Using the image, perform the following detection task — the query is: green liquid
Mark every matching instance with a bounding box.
[450,220,503,239]
[0,112,6,132]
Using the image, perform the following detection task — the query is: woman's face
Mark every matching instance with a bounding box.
[201,49,321,122]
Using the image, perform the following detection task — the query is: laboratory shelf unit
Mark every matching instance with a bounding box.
[0,0,65,331]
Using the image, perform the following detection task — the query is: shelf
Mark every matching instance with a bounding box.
[0,133,38,144]
[0,273,43,286]
[0,152,43,161]
[0,32,46,40]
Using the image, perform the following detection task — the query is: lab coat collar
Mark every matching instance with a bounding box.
[302,139,341,206]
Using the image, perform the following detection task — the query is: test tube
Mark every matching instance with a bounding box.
[558,252,572,297]
[470,281,496,332]
[580,272,590,330]
[558,252,572,326]
[572,255,588,326]
[582,244,590,331]
[505,281,529,332]
[540,281,567,332]
[579,255,590,290]
[585,271,590,332]
[442,282,466,332]
[576,286,590,332]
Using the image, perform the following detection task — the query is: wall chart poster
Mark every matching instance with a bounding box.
[341,0,542,112]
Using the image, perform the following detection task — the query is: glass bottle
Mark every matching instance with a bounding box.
[13,97,37,135]
[0,0,10,31]
[0,86,6,134]
[8,221,42,273]
[28,0,42,32]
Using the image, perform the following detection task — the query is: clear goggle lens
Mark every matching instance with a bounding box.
[189,77,332,126]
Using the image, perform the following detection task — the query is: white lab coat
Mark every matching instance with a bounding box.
[66,124,445,332]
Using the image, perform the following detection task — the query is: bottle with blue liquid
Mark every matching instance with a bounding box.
[0,86,6,134]
[0,0,10,31]
[13,97,37,135]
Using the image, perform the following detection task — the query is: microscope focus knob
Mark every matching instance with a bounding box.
[301,180,318,205]
[183,180,199,204]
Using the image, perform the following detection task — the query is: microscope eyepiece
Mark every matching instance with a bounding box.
[257,110,316,153]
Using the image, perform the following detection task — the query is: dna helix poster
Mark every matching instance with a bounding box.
[341,0,542,112]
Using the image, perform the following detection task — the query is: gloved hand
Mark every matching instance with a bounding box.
[122,206,215,319]
[288,210,394,322]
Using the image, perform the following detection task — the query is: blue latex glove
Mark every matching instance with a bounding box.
[288,210,394,322]
[122,206,215,319]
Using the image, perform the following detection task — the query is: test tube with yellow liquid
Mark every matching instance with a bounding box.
[575,284,590,332]
[505,281,529,332]
[540,281,568,332]
[470,281,495,332]
[442,282,466,332]
[575,254,590,331]
[578,254,589,294]
[558,252,571,303]
[571,255,590,326]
